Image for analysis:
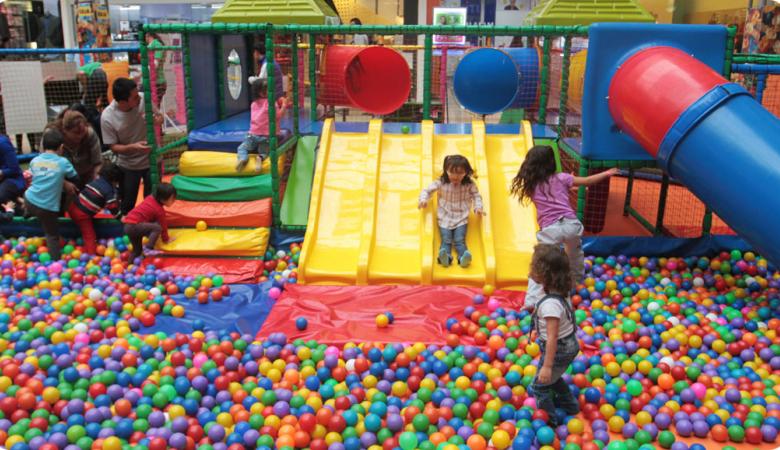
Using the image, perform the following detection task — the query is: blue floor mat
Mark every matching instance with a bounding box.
[144,282,277,335]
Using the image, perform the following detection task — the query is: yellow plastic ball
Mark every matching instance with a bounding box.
[196,220,208,231]
[491,430,511,449]
[375,314,389,328]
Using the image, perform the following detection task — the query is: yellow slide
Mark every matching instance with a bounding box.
[299,119,537,290]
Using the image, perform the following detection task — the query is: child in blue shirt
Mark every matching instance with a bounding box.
[25,128,79,260]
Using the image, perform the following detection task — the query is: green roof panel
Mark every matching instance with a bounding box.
[211,0,340,25]
[525,0,655,26]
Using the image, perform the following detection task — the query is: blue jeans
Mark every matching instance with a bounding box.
[439,224,468,259]
[531,332,580,425]
[237,134,269,161]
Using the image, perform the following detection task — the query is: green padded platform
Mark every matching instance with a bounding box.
[171,174,272,202]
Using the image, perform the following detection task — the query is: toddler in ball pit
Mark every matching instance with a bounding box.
[529,243,581,427]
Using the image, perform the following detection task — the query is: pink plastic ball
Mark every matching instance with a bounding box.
[268,287,282,300]
[49,262,63,274]
[74,333,89,345]
[193,353,208,368]
[523,398,536,408]
[690,382,706,399]
[487,297,500,311]
[325,346,340,356]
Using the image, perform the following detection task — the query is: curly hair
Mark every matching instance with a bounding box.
[530,244,572,295]
[510,145,557,203]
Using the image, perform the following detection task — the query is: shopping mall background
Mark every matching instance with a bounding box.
[0,0,768,53]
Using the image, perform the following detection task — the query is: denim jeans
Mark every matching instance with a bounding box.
[532,332,580,425]
[439,224,468,260]
[237,134,270,161]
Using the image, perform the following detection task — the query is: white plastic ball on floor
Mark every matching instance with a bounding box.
[74,323,88,333]
[150,287,162,297]
[88,289,102,301]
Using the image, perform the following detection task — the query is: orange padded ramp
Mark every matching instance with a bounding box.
[166,199,272,228]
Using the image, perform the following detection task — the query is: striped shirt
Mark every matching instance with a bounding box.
[75,177,120,217]
[419,179,483,229]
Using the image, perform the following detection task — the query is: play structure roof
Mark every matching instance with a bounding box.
[525,0,655,25]
[211,0,340,25]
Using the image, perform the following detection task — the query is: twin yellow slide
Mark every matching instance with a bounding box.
[299,119,537,290]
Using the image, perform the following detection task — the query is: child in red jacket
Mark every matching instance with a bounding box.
[122,183,176,260]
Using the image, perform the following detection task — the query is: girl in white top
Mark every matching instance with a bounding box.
[529,243,581,427]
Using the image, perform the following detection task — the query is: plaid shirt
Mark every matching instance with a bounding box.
[419,179,483,229]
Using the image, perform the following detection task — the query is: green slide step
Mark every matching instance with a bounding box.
[281,135,317,227]
[172,174,272,202]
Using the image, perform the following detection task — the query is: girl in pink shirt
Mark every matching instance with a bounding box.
[510,145,617,308]
[236,78,288,172]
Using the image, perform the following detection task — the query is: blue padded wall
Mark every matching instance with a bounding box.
[190,34,218,129]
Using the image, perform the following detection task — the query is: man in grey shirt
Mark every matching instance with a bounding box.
[101,77,160,215]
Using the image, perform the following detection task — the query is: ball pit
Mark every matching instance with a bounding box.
[0,236,777,450]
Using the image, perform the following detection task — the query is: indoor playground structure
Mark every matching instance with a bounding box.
[1,7,780,449]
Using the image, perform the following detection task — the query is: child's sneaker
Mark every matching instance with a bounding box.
[144,249,162,257]
[459,250,472,268]
[438,249,451,267]
[236,158,248,172]
[255,155,265,173]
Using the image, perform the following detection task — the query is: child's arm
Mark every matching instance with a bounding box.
[470,183,485,215]
[537,317,560,384]
[418,180,441,209]
[572,168,619,187]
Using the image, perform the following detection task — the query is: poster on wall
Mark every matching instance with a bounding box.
[77,1,96,63]
[94,2,112,51]
[433,7,467,46]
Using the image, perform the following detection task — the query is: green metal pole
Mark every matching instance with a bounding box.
[724,25,736,77]
[139,28,159,189]
[537,36,552,126]
[702,207,713,236]
[266,29,281,228]
[557,35,572,137]
[215,35,225,120]
[423,33,433,120]
[655,174,670,236]
[291,33,300,136]
[144,23,590,37]
[183,31,195,134]
[576,162,588,222]
[309,33,317,122]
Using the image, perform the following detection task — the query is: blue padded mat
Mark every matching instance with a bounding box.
[144,282,278,335]
[188,111,319,151]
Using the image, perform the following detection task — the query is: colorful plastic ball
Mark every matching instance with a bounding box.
[384,312,394,323]
[268,287,282,300]
[401,125,411,134]
[483,284,495,296]
[487,297,500,311]
[196,220,208,231]
[296,317,308,330]
[376,314,389,328]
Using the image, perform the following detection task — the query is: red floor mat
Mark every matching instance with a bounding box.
[256,285,525,345]
[145,256,265,284]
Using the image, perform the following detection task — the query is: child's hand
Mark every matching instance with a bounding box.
[474,207,485,216]
[605,168,620,177]
[2,201,14,212]
[166,237,176,243]
[520,303,535,313]
[418,200,427,209]
[537,366,552,384]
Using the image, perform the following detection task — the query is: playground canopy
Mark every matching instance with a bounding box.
[211,0,340,24]
[525,0,655,25]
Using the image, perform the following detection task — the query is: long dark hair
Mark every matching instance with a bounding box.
[440,154,475,185]
[510,145,556,203]
[530,244,572,295]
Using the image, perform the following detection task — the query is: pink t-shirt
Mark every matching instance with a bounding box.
[249,98,284,136]
[531,172,577,229]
